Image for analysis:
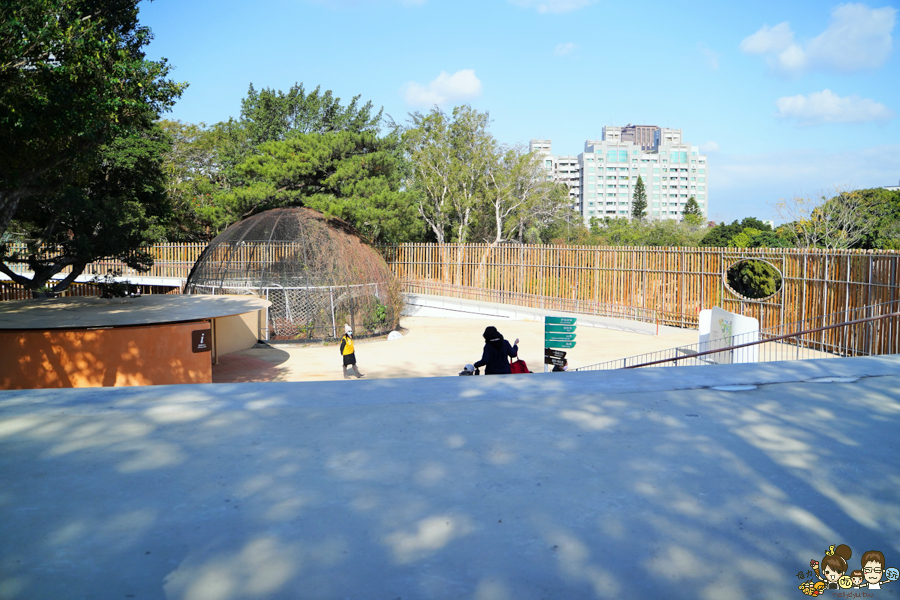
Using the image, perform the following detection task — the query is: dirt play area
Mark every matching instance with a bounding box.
[212,316,700,383]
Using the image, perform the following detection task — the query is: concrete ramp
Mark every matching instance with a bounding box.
[403,293,688,335]
[2,357,900,599]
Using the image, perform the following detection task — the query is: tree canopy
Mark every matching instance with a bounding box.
[402,105,496,245]
[240,82,383,145]
[157,84,406,243]
[853,188,900,249]
[589,216,707,247]
[215,131,421,243]
[774,188,900,250]
[700,217,773,247]
[402,105,579,246]
[2,123,171,293]
[0,0,185,242]
[0,0,185,294]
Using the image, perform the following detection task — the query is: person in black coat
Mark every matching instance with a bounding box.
[473,326,519,375]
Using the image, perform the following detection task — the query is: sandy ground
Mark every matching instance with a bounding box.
[214,316,701,383]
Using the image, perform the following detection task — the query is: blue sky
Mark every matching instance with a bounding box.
[140,0,900,223]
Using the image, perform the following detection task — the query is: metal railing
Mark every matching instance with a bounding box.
[576,299,900,371]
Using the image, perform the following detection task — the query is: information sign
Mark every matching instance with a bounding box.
[545,333,576,342]
[544,325,577,333]
[192,329,211,353]
[545,340,576,349]
[545,316,576,325]
[545,318,577,362]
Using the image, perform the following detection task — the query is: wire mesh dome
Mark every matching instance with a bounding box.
[185,207,401,340]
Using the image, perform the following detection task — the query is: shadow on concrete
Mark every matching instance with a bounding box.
[1,357,900,599]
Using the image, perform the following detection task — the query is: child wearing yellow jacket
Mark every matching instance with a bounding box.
[340,324,365,379]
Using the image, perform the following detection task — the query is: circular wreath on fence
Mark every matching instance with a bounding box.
[724,259,783,301]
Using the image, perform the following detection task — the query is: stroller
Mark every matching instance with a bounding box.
[459,364,480,376]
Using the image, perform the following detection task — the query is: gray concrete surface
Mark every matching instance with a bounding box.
[0,295,269,329]
[2,356,900,599]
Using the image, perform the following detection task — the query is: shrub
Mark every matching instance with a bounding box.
[726,260,782,299]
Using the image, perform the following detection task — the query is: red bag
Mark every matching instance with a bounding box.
[510,357,531,374]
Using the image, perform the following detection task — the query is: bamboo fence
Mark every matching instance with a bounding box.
[382,243,900,355]
[1,242,207,281]
[4,242,900,356]
[0,281,182,302]
[0,243,206,300]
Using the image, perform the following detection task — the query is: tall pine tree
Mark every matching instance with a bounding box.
[631,175,647,221]
[683,196,704,226]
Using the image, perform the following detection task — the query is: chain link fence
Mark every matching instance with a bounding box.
[184,208,402,341]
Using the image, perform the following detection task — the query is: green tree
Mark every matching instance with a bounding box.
[730,227,761,248]
[477,145,573,244]
[0,0,185,242]
[2,123,171,294]
[700,217,773,247]
[751,230,792,248]
[222,83,383,200]
[591,217,645,246]
[157,84,386,240]
[403,105,494,244]
[775,188,900,250]
[589,216,706,247]
[216,131,422,244]
[517,183,577,244]
[158,120,229,241]
[852,188,900,249]
[641,219,707,247]
[240,82,382,146]
[631,175,647,221]
[682,196,704,226]
[773,190,875,250]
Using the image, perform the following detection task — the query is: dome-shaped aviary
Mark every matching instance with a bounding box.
[184,207,400,340]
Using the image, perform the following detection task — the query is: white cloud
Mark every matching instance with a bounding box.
[508,0,596,14]
[740,22,795,54]
[554,42,576,57]
[739,22,810,73]
[775,89,895,124]
[703,145,900,221]
[700,141,721,153]
[402,70,483,107]
[697,43,720,70]
[740,3,897,74]
[807,3,896,72]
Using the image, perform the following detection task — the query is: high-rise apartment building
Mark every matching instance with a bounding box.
[533,125,708,223]
[530,140,582,211]
[621,125,660,151]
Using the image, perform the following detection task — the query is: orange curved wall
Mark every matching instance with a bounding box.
[0,322,212,389]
